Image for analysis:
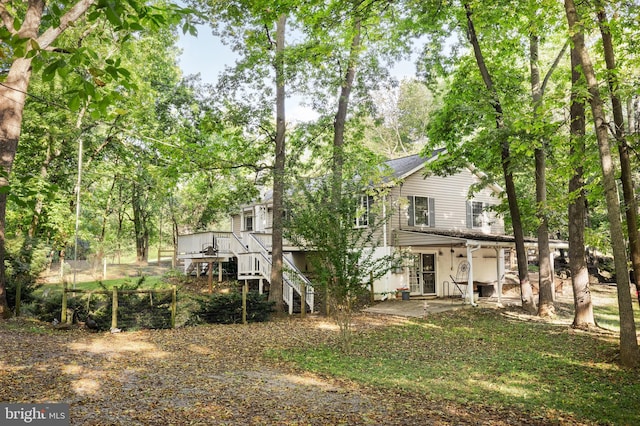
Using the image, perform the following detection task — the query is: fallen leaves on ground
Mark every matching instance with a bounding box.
[1,315,582,425]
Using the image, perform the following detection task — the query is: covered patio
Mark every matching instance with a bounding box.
[389,229,569,306]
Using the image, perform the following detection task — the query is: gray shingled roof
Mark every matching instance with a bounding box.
[259,149,445,204]
[384,149,444,179]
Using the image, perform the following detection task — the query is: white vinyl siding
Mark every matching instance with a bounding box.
[388,167,504,234]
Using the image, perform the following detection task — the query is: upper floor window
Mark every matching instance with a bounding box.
[466,201,485,229]
[408,196,435,227]
[244,215,253,231]
[354,196,371,228]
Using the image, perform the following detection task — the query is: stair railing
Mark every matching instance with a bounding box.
[247,233,314,313]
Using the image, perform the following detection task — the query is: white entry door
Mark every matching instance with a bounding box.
[409,253,437,295]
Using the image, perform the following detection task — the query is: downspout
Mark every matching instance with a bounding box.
[398,182,403,231]
[466,242,481,306]
[383,195,388,247]
[382,195,389,298]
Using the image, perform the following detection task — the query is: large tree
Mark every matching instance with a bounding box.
[0,0,99,317]
[463,1,536,313]
[527,2,568,317]
[0,1,191,316]
[269,13,287,313]
[195,0,300,313]
[568,32,595,329]
[564,0,639,368]
[594,0,640,308]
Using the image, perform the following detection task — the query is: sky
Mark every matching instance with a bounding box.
[176,25,233,85]
[177,25,322,121]
[176,24,419,122]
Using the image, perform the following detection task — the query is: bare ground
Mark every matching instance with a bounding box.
[1,313,590,426]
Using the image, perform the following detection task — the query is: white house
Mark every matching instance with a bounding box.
[177,152,565,312]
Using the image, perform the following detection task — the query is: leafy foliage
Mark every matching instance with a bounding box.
[284,168,402,350]
[31,277,175,331]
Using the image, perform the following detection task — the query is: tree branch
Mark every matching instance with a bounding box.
[264,24,275,50]
[37,0,96,49]
[0,0,16,34]
[541,40,569,97]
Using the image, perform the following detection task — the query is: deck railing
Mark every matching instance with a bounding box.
[177,231,314,313]
[177,231,234,257]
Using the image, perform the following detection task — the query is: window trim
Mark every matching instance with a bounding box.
[466,200,485,229]
[244,214,254,231]
[354,195,371,228]
[408,196,435,227]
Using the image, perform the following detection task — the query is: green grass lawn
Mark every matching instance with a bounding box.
[36,276,169,296]
[274,304,640,425]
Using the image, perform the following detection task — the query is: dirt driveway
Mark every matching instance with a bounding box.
[1,314,551,426]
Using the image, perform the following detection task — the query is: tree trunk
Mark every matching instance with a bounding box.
[326,15,361,316]
[568,39,596,329]
[595,2,640,308]
[132,183,149,264]
[28,136,61,239]
[530,33,554,317]
[565,0,639,368]
[464,2,536,313]
[0,0,95,318]
[332,17,361,198]
[269,14,286,313]
[0,56,34,318]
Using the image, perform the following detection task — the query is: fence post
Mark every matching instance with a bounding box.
[171,285,177,328]
[111,286,118,330]
[242,281,248,324]
[61,283,67,323]
[370,272,375,303]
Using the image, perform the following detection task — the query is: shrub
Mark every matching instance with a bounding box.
[196,291,274,324]
[4,238,51,312]
[32,277,175,331]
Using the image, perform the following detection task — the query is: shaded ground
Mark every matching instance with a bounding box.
[2,309,607,426]
[6,263,617,424]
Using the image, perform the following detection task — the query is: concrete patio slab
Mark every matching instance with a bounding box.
[364,296,523,318]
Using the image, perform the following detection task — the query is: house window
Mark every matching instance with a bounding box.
[408,196,435,227]
[466,201,485,228]
[354,196,371,227]
[244,215,253,231]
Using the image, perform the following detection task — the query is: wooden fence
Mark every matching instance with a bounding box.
[61,285,177,329]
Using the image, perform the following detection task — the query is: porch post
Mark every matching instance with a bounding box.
[496,247,504,305]
[208,261,213,293]
[466,243,480,306]
[550,251,556,301]
[382,196,387,247]
[466,245,474,305]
